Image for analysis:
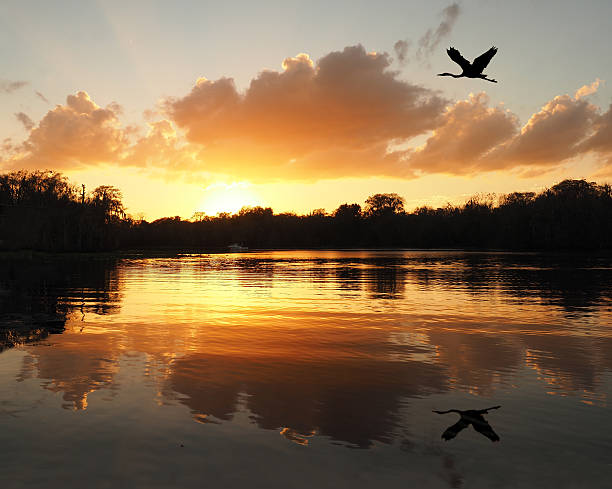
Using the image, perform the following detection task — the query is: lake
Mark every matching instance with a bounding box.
[1,251,611,488]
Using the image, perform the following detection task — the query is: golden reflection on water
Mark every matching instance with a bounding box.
[5,251,612,443]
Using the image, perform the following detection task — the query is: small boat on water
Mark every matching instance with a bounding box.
[227,243,248,252]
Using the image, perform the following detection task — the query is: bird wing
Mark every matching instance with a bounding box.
[472,46,497,73]
[471,418,500,442]
[446,47,471,71]
[441,418,470,441]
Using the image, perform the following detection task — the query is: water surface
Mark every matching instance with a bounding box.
[1,251,611,488]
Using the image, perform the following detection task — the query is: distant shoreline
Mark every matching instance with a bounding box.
[1,247,610,259]
[2,172,611,253]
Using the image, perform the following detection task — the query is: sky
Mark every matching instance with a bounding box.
[2,0,612,219]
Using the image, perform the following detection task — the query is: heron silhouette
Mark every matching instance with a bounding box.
[438,46,498,83]
[433,405,501,442]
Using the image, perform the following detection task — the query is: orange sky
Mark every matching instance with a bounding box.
[2,2,612,219]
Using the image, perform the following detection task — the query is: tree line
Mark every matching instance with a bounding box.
[0,171,127,251]
[1,170,611,252]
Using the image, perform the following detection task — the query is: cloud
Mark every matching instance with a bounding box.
[2,138,13,153]
[393,2,460,65]
[417,2,461,60]
[485,94,599,169]
[0,79,28,94]
[5,47,445,181]
[575,78,603,99]
[4,91,128,170]
[2,51,609,184]
[166,45,447,180]
[124,119,202,174]
[581,103,612,154]
[406,80,611,176]
[15,112,35,131]
[408,93,518,174]
[35,91,50,103]
[581,103,612,175]
[408,83,612,176]
[393,39,411,65]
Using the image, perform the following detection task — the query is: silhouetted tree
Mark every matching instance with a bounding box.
[91,186,125,222]
[334,203,362,219]
[364,193,405,217]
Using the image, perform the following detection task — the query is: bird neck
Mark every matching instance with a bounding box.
[437,73,462,78]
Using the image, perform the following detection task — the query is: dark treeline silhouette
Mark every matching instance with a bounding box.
[1,170,611,251]
[0,170,127,251]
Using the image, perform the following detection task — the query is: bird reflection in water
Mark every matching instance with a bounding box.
[433,406,501,442]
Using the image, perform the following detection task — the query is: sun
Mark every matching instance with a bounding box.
[196,182,262,216]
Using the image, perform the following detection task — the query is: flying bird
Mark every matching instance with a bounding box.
[433,405,501,442]
[438,46,498,83]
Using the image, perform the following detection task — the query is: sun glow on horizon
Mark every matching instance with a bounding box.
[196,182,262,216]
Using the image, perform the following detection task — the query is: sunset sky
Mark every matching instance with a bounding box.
[2,0,612,219]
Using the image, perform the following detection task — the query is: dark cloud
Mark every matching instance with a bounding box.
[417,2,461,60]
[35,91,50,103]
[393,39,411,65]
[0,79,28,94]
[2,138,13,153]
[15,112,35,131]
[393,2,461,66]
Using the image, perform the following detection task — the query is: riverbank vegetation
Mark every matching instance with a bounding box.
[1,170,611,251]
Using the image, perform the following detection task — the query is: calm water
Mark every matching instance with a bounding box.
[1,251,611,488]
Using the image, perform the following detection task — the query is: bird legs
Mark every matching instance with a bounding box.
[480,75,497,83]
